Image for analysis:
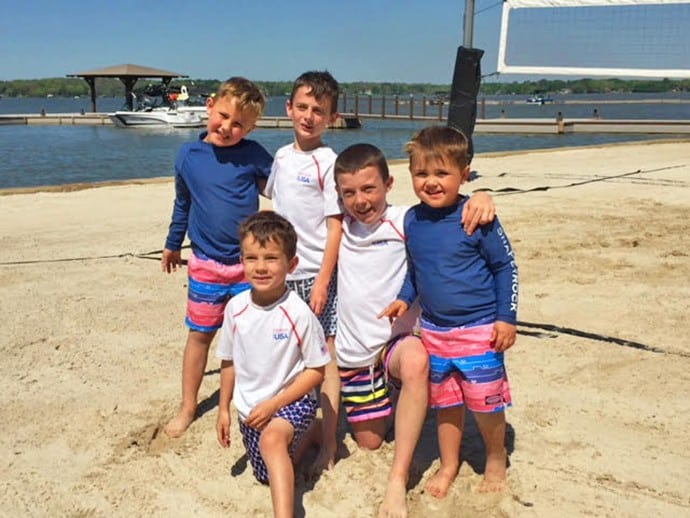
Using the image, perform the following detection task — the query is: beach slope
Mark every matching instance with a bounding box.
[1,140,688,516]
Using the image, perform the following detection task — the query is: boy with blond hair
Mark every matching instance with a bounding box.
[162,77,273,437]
[216,211,330,518]
[382,126,518,497]
[264,70,342,471]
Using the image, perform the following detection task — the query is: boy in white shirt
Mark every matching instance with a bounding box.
[332,143,495,517]
[216,211,331,518]
[264,71,342,472]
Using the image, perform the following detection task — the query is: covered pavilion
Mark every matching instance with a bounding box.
[66,64,188,112]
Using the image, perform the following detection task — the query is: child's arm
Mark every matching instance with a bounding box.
[216,359,236,448]
[162,170,191,273]
[161,249,182,273]
[478,218,519,351]
[310,215,343,315]
[244,366,325,431]
[462,191,496,235]
[378,300,409,323]
[492,321,517,352]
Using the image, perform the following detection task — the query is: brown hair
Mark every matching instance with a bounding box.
[405,126,470,170]
[334,143,389,185]
[239,211,297,259]
[215,76,266,119]
[290,70,340,114]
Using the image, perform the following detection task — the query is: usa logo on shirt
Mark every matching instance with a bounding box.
[296,174,311,184]
[273,328,290,341]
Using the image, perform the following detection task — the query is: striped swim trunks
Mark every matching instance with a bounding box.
[185,251,250,332]
[422,320,512,413]
[238,394,318,483]
[287,275,337,337]
[338,335,406,423]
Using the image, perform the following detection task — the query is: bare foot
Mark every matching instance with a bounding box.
[479,449,507,493]
[378,476,408,518]
[164,411,195,438]
[424,465,458,499]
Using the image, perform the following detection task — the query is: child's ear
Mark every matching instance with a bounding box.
[288,256,299,274]
[206,95,215,114]
[386,176,394,192]
[461,165,471,183]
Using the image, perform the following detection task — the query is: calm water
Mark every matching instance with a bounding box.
[1,93,688,189]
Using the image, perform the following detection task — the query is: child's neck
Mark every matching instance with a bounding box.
[250,285,288,307]
[293,135,324,152]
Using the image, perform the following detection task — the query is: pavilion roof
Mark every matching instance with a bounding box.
[67,63,188,79]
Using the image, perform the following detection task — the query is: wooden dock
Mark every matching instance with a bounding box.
[1,112,689,134]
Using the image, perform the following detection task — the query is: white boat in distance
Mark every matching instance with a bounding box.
[109,107,204,128]
[108,84,206,128]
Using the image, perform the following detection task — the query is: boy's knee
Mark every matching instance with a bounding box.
[259,425,292,454]
[356,434,384,451]
[400,345,429,381]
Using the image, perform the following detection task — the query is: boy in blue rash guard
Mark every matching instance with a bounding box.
[381,126,518,497]
[162,77,273,438]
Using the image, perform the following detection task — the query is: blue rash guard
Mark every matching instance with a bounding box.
[164,132,273,264]
[397,198,518,328]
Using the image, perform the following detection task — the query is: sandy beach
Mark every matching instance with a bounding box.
[1,139,689,517]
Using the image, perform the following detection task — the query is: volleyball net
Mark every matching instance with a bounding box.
[497,0,690,78]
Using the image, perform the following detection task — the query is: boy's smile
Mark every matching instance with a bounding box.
[337,165,393,225]
[286,86,337,152]
[410,157,470,209]
[241,235,297,306]
[204,96,256,147]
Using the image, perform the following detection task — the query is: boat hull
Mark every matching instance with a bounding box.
[108,110,204,128]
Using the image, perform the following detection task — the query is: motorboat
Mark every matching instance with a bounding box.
[526,95,554,105]
[109,107,204,128]
[108,84,206,128]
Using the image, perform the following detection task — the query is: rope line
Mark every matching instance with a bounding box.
[518,321,689,358]
[475,164,685,196]
[0,245,189,266]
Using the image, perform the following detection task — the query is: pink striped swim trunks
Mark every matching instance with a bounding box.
[185,251,250,332]
[422,321,512,413]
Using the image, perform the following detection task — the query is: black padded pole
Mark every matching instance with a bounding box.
[447,46,484,161]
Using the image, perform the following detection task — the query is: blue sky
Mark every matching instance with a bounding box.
[1,1,687,83]
[0,0,506,83]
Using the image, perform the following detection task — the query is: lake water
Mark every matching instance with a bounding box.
[1,93,688,189]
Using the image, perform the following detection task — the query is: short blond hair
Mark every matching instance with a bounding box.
[405,126,470,170]
[215,77,266,119]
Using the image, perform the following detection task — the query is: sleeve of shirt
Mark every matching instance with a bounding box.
[322,153,343,217]
[299,311,331,368]
[396,211,418,305]
[216,305,235,361]
[164,148,191,251]
[478,218,519,324]
[263,156,279,200]
[254,143,274,181]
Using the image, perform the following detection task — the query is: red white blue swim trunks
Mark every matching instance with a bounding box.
[421,320,512,413]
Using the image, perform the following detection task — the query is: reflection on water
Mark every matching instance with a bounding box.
[0,94,688,189]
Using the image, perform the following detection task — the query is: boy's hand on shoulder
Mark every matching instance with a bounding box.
[491,321,517,352]
[462,191,496,236]
[216,409,231,448]
[378,300,409,324]
[245,400,279,431]
[161,248,182,273]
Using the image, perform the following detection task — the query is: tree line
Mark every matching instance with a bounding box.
[1,77,688,99]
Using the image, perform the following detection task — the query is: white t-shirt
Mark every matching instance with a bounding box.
[265,144,341,280]
[216,289,331,421]
[335,205,420,368]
